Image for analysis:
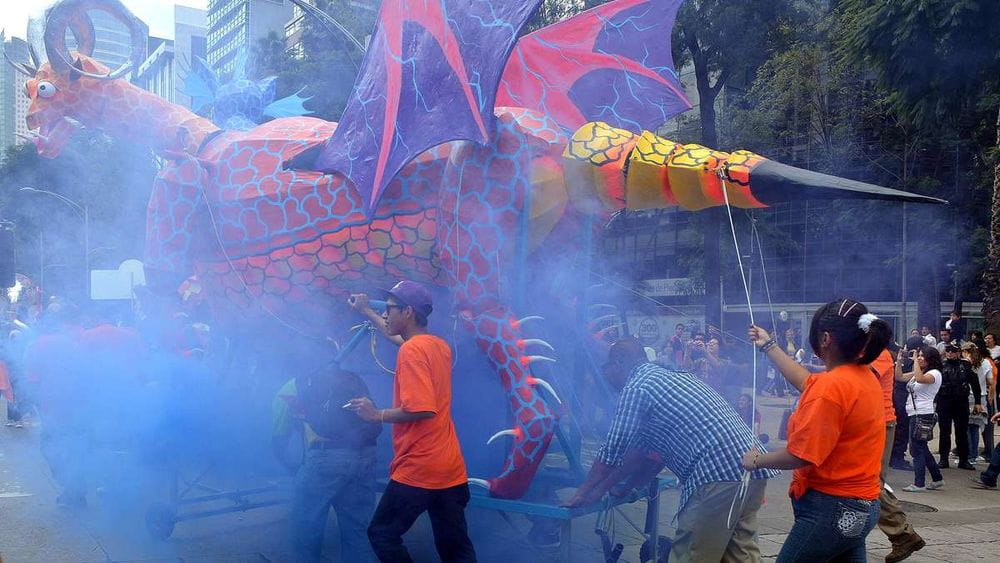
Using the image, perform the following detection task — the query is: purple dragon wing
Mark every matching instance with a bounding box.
[313,0,544,212]
[498,0,691,133]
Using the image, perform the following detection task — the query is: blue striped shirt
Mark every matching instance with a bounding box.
[597,363,779,511]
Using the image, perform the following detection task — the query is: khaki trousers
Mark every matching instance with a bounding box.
[878,423,914,539]
[669,479,767,563]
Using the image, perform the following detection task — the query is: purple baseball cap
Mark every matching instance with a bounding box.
[381,280,434,317]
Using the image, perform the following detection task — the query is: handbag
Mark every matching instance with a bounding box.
[910,391,937,441]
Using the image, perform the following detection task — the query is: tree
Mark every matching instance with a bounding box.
[837,0,1000,330]
[671,0,807,327]
[252,0,376,121]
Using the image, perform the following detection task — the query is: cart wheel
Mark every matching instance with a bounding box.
[639,535,671,563]
[146,502,177,540]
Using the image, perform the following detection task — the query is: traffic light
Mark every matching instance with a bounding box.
[0,222,16,289]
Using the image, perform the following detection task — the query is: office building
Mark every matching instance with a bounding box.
[0,34,31,150]
[207,0,293,78]
[134,6,207,107]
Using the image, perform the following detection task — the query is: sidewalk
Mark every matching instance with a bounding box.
[3,396,1000,562]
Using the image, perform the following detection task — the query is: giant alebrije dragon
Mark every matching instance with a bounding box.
[9,0,942,499]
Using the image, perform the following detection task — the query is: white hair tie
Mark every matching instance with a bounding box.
[858,313,878,333]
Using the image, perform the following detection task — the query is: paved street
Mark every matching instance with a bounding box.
[2,396,1000,562]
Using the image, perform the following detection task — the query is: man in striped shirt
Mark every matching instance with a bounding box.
[566,338,777,562]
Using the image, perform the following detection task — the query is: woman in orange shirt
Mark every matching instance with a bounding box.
[743,299,892,562]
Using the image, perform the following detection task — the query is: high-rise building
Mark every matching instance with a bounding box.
[207,0,293,78]
[0,33,31,151]
[27,9,149,76]
[133,6,207,108]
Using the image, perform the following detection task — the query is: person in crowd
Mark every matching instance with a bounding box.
[937,343,982,469]
[684,331,708,369]
[890,335,928,470]
[745,299,889,562]
[985,333,1000,361]
[896,346,944,493]
[566,337,778,562]
[921,326,937,347]
[735,393,762,437]
[273,357,382,563]
[971,412,1000,489]
[346,281,476,562]
[663,322,686,369]
[936,328,952,354]
[869,345,926,561]
[945,311,966,343]
[962,343,995,462]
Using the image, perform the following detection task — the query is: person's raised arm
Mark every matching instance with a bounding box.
[349,293,403,346]
[749,325,810,391]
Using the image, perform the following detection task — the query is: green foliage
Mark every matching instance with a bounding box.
[0,134,155,295]
[252,0,376,121]
[838,0,1000,128]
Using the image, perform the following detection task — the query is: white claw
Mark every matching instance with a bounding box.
[588,303,618,312]
[468,478,491,489]
[487,429,518,445]
[519,338,555,351]
[524,355,556,365]
[589,313,618,327]
[529,378,562,404]
[596,323,625,336]
[515,315,545,326]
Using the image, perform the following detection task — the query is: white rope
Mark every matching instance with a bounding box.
[720,179,757,530]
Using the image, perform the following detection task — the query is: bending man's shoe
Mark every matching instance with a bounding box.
[886,532,925,563]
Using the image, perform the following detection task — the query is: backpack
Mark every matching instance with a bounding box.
[297,366,382,447]
[938,360,972,399]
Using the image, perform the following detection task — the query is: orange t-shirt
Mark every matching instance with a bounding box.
[389,334,467,489]
[787,364,885,500]
[870,350,896,424]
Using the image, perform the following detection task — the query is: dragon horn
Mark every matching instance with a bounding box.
[526,377,562,404]
[486,428,521,445]
[516,338,555,352]
[467,478,491,489]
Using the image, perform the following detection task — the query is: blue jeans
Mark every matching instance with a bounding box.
[909,416,943,487]
[290,446,377,563]
[981,440,1000,487]
[777,490,879,562]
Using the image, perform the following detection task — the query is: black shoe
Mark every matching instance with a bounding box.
[957,462,976,470]
[937,459,950,469]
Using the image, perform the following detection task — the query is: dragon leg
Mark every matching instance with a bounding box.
[461,307,557,499]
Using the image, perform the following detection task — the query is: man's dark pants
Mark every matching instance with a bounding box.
[936,395,970,463]
[368,480,476,562]
[891,385,910,463]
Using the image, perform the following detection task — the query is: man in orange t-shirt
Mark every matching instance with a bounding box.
[348,280,476,562]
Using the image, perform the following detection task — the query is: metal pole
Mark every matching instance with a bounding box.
[901,203,908,334]
[84,205,90,301]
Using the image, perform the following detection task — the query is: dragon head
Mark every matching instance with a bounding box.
[4,0,146,158]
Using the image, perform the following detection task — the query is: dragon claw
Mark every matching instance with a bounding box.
[511,315,545,329]
[519,355,556,367]
[526,376,562,404]
[467,478,491,489]
[516,338,555,352]
[487,427,523,445]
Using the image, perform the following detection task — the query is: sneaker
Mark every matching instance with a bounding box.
[886,532,926,563]
[901,484,926,492]
[974,456,986,463]
[4,421,13,427]
[970,476,998,490]
[926,480,944,490]
[13,422,23,428]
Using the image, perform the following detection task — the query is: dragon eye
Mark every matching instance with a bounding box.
[37,81,58,98]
